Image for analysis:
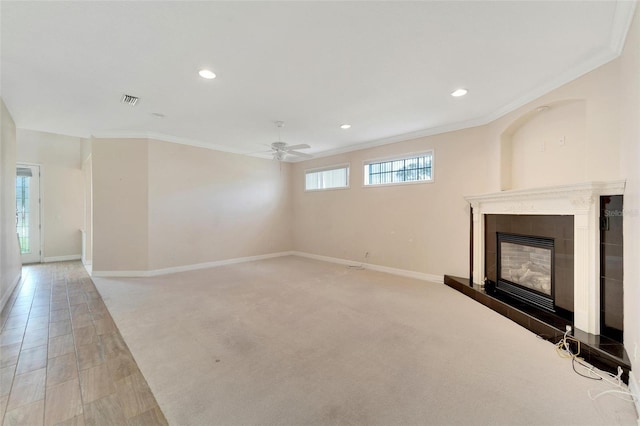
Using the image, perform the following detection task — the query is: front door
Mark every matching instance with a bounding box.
[16,164,41,264]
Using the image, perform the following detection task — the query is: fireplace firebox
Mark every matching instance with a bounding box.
[497,233,555,312]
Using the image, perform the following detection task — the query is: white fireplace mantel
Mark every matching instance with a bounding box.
[465,181,625,335]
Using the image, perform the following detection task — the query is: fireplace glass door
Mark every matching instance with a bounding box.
[497,233,555,311]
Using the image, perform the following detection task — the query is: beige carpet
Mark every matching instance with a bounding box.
[93,256,637,425]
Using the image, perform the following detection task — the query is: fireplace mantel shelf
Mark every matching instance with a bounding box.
[465,181,626,205]
[464,180,626,336]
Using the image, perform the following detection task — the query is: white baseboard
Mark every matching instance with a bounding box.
[0,272,22,314]
[91,251,295,278]
[291,251,443,283]
[83,262,92,276]
[44,254,82,263]
[90,250,443,284]
[629,370,640,424]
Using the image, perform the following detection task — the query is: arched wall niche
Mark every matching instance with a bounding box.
[500,99,587,190]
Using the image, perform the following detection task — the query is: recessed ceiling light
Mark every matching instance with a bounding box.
[451,88,468,97]
[340,124,351,129]
[198,69,216,79]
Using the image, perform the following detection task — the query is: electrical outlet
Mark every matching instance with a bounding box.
[566,325,572,333]
[564,337,580,355]
[559,136,566,146]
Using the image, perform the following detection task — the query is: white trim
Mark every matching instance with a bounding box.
[91,251,295,278]
[363,149,434,166]
[304,162,351,174]
[609,0,637,55]
[465,180,626,206]
[291,251,443,283]
[629,370,640,425]
[0,272,22,314]
[89,250,443,283]
[44,254,82,263]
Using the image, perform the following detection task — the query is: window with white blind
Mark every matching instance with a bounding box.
[364,151,433,186]
[305,164,349,191]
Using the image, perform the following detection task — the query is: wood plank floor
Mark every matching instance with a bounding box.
[0,262,168,426]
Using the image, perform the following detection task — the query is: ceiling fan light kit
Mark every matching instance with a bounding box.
[264,121,313,162]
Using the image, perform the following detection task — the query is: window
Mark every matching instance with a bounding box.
[364,151,433,186]
[305,164,349,191]
[16,171,31,254]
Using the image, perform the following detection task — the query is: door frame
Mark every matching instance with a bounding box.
[16,162,43,264]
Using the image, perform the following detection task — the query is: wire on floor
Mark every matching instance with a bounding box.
[555,330,636,402]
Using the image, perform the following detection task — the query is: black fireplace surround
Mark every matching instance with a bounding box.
[485,214,574,316]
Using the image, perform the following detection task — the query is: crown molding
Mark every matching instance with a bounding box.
[91,131,248,155]
[465,180,627,207]
[610,0,638,55]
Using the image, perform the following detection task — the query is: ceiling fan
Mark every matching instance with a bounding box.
[265,121,312,161]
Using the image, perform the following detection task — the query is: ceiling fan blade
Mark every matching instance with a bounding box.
[287,150,313,159]
[284,144,310,151]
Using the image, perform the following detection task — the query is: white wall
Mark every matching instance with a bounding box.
[16,129,84,261]
[0,98,22,312]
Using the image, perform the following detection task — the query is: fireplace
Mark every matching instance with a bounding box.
[497,233,554,311]
[466,181,626,335]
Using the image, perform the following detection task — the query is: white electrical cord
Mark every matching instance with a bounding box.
[555,331,636,403]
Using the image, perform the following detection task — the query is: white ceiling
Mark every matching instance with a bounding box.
[1,1,636,160]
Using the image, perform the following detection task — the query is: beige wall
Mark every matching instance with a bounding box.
[510,100,587,188]
[0,98,22,311]
[81,139,92,266]
[292,125,491,278]
[619,3,640,385]
[92,138,149,272]
[492,58,624,191]
[91,138,292,273]
[147,140,292,269]
[290,53,632,280]
[82,155,93,266]
[16,130,84,260]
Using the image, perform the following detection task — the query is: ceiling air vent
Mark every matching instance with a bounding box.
[120,94,139,106]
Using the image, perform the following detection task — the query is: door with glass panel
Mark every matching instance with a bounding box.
[16,165,41,264]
